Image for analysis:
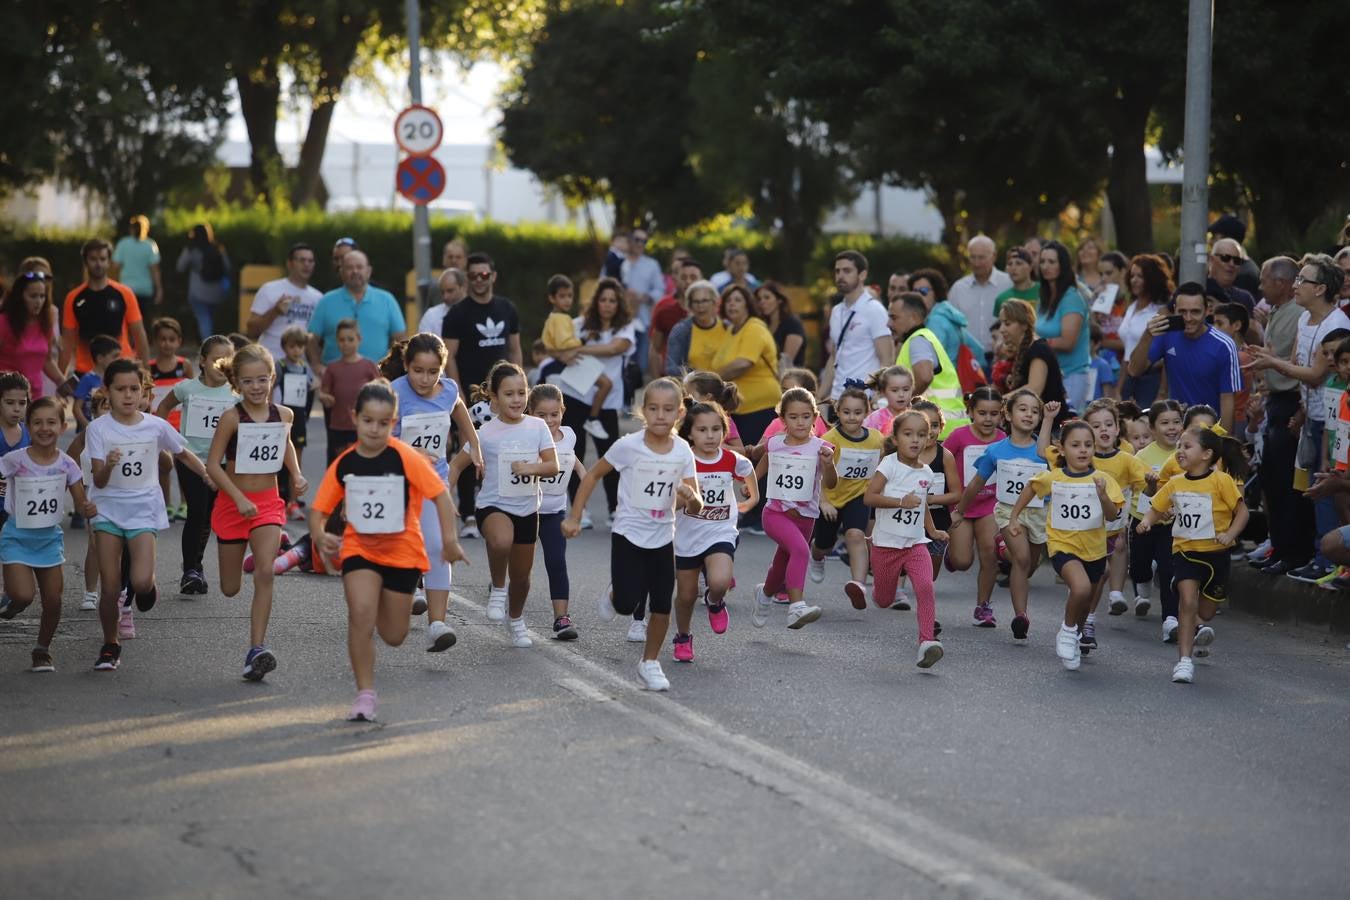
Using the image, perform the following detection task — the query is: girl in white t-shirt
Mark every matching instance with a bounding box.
[671,400,757,663]
[865,411,948,668]
[86,360,211,671]
[448,362,557,648]
[563,378,702,691]
[527,383,587,641]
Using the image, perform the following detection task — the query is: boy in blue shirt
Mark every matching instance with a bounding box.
[72,335,122,430]
[1088,323,1117,401]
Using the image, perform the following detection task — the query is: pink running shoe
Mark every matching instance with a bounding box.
[844,581,867,610]
[118,606,136,639]
[348,690,377,722]
[972,603,997,627]
[706,597,729,634]
[773,590,791,605]
[672,633,694,663]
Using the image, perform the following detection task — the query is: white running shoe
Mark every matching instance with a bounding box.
[1194,624,1215,657]
[486,588,507,623]
[426,620,457,652]
[637,659,670,691]
[916,640,944,668]
[1172,657,1195,684]
[580,510,594,530]
[81,591,98,611]
[786,601,822,629]
[751,583,773,629]
[1161,615,1179,643]
[1055,625,1081,671]
[411,585,428,616]
[508,618,533,648]
[598,583,617,622]
[808,558,826,584]
[893,587,913,611]
[583,418,610,440]
[1134,596,1152,617]
[459,518,481,540]
[627,619,647,642]
[1108,591,1129,615]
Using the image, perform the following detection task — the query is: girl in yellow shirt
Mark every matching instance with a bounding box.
[1137,426,1249,685]
[1130,399,1184,635]
[811,388,884,606]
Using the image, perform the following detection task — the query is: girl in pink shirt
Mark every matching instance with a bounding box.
[945,386,1007,616]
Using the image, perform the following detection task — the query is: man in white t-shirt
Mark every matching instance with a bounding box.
[246,242,323,360]
[947,235,1012,352]
[418,267,465,336]
[823,250,894,402]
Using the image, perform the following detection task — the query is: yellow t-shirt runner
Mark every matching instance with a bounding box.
[1029,466,1124,562]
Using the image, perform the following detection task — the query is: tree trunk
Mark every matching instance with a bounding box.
[929,182,962,264]
[1104,99,1155,255]
[235,69,281,201]
[293,96,339,207]
[292,19,368,207]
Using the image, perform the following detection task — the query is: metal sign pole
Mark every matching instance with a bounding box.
[407,0,433,312]
[1178,0,1213,285]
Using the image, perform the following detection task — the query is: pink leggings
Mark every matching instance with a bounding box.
[872,544,937,643]
[763,506,815,595]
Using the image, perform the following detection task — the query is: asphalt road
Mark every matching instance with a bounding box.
[3,426,1349,900]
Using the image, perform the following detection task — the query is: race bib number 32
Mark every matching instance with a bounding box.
[345,475,405,534]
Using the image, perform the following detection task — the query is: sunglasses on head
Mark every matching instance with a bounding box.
[18,270,50,282]
[333,237,357,248]
[469,271,493,281]
[1213,252,1241,265]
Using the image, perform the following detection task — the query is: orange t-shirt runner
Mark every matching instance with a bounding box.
[62,280,143,373]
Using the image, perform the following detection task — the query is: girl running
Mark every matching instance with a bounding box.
[447,361,557,647]
[672,400,756,662]
[862,364,915,435]
[0,371,31,606]
[946,386,1007,627]
[962,388,1051,639]
[1008,419,1123,671]
[864,410,948,668]
[385,333,482,648]
[156,335,237,597]
[527,383,586,640]
[1137,426,1248,684]
[205,344,308,681]
[810,386,883,607]
[562,378,701,691]
[149,317,193,517]
[755,369,829,447]
[1130,399,1184,638]
[0,398,95,671]
[751,387,837,629]
[682,371,746,455]
[913,399,960,585]
[87,359,211,671]
[67,388,109,611]
[310,381,465,721]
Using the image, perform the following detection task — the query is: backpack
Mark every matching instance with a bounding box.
[199,246,225,282]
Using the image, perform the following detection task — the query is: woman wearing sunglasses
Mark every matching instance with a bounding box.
[0,269,66,400]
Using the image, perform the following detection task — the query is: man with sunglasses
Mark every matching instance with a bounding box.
[1207,237,1256,315]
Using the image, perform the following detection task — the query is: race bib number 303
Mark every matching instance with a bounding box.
[1050,481,1103,532]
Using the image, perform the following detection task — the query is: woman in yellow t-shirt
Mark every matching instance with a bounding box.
[1008,420,1123,672]
[711,284,781,447]
[1137,426,1249,686]
[809,387,885,606]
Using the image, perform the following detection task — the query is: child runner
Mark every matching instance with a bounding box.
[156,335,237,597]
[319,319,381,465]
[862,364,915,436]
[751,387,837,629]
[672,400,756,662]
[385,333,482,647]
[539,274,614,441]
[67,389,109,610]
[755,369,830,447]
[205,344,308,680]
[1137,426,1249,683]
[149,317,193,519]
[865,410,948,666]
[275,324,317,520]
[563,378,700,690]
[1130,399,1184,637]
[946,386,1008,627]
[527,384,587,640]
[683,370,747,455]
[0,398,96,671]
[72,335,121,433]
[810,386,883,607]
[1008,419,1123,671]
[447,361,557,647]
[310,381,464,721]
[0,373,33,610]
[1119,401,1152,452]
[87,359,211,671]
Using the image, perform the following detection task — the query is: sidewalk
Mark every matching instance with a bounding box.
[1230,557,1350,634]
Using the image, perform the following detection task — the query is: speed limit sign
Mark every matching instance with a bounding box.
[394,105,443,156]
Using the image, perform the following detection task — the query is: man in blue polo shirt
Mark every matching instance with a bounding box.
[1127,281,1241,431]
[307,249,407,371]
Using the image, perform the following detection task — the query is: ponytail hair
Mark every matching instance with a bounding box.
[354,379,398,417]
[865,364,912,392]
[471,360,528,405]
[683,370,742,414]
[1054,419,1094,469]
[378,338,411,380]
[1187,425,1248,479]
[965,384,1002,411]
[678,400,729,442]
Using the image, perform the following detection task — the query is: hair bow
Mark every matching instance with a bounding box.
[843,378,867,390]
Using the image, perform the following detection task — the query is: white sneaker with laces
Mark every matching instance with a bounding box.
[808,559,825,584]
[598,583,617,621]
[1055,625,1081,670]
[1108,591,1129,615]
[786,601,821,629]
[508,617,533,648]
[580,510,594,530]
[916,640,944,668]
[81,591,98,611]
[1172,656,1195,683]
[751,583,773,629]
[1134,596,1151,616]
[1161,615,1179,643]
[583,418,610,440]
[426,620,457,652]
[637,659,670,691]
[486,588,507,623]
[1194,624,1215,657]
[411,585,428,616]
[627,619,647,642]
[459,518,481,540]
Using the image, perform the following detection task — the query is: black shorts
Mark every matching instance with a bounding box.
[288,411,308,448]
[1051,552,1107,584]
[341,555,420,594]
[812,495,871,548]
[1171,549,1230,603]
[676,541,737,570]
[477,506,539,545]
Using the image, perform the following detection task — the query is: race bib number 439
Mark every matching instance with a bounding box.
[767,453,814,503]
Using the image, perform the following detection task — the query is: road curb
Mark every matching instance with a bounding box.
[1230,562,1350,634]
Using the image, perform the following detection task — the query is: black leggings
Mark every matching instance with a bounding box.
[1128,520,1177,620]
[564,403,619,512]
[611,533,674,617]
[175,460,217,572]
[538,511,570,601]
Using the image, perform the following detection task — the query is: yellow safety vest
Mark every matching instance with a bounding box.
[897,327,968,438]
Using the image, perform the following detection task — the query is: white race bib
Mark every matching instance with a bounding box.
[629,462,681,511]
[1050,481,1103,532]
[186,396,233,440]
[962,445,983,487]
[767,452,815,503]
[1337,422,1350,465]
[498,450,539,498]
[995,459,1046,507]
[401,411,451,460]
[1108,489,1129,532]
[234,421,288,474]
[345,475,404,534]
[837,448,880,481]
[538,451,574,496]
[282,372,309,407]
[1324,387,1344,422]
[695,471,733,521]
[106,442,156,490]
[874,501,926,544]
[928,473,946,497]
[14,474,66,528]
[1172,491,1216,540]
